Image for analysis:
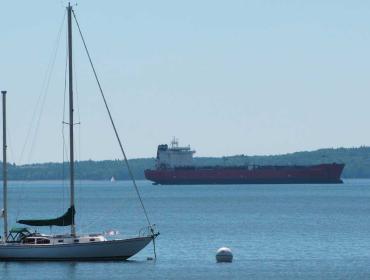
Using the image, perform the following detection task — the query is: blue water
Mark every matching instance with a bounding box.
[1,179,370,279]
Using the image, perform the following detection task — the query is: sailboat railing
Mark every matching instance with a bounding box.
[139,224,158,237]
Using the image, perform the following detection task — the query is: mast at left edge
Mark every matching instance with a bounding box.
[1,90,8,242]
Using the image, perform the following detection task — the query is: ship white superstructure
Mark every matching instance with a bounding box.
[156,138,195,169]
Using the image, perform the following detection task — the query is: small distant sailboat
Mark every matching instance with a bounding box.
[0,3,158,261]
[110,176,116,182]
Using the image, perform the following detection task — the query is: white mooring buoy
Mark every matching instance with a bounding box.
[216,247,233,263]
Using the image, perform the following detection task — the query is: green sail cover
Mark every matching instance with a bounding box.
[17,206,75,227]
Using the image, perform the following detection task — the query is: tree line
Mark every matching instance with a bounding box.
[1,146,369,180]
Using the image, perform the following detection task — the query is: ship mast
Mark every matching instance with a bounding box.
[67,2,76,237]
[1,90,7,242]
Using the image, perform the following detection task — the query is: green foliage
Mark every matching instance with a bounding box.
[1,146,369,180]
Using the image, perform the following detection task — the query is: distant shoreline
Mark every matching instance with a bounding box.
[1,146,370,180]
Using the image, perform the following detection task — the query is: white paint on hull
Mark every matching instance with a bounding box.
[0,236,152,261]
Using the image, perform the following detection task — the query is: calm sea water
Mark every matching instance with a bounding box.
[1,179,370,279]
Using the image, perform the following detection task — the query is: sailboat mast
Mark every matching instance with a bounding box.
[67,3,76,237]
[1,91,7,242]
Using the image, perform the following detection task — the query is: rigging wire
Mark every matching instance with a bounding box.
[24,11,67,164]
[71,11,153,229]
[15,11,67,220]
[72,41,83,229]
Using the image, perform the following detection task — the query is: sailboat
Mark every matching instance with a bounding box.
[0,3,158,261]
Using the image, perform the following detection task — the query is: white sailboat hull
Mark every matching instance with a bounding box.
[0,236,153,261]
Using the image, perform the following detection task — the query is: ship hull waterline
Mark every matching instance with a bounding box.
[0,236,152,261]
[145,163,345,185]
[147,178,343,185]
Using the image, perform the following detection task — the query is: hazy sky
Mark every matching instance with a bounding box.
[1,0,370,163]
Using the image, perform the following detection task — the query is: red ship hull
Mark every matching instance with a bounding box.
[144,163,345,185]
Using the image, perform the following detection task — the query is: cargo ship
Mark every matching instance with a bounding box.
[144,139,345,185]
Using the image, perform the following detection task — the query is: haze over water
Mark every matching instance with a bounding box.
[1,179,370,279]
